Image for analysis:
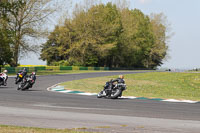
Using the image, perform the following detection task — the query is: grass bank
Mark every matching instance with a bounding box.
[60,72,200,101]
[0,125,92,133]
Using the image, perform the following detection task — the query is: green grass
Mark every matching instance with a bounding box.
[7,70,108,76]
[36,70,108,75]
[60,72,200,101]
[0,125,93,133]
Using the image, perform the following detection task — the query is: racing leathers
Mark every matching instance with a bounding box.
[103,78,125,96]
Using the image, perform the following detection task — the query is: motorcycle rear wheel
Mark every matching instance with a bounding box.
[21,83,29,91]
[110,89,122,99]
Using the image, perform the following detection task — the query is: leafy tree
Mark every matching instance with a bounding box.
[41,3,122,66]
[149,13,169,68]
[40,2,169,69]
[0,1,14,66]
[0,0,59,67]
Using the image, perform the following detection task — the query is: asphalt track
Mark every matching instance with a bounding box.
[0,71,200,133]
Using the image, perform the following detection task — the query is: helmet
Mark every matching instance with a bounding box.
[119,75,124,79]
[3,70,8,73]
[32,72,36,75]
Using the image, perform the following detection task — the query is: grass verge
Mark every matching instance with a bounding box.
[7,70,108,76]
[35,70,108,75]
[0,125,93,133]
[60,72,200,101]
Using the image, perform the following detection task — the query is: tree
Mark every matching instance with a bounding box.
[117,9,155,68]
[0,1,14,66]
[149,13,169,68]
[41,2,122,66]
[1,0,59,67]
[40,2,169,68]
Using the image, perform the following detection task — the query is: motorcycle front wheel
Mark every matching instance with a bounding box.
[97,91,104,98]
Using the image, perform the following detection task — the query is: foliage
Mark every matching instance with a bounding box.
[51,60,70,66]
[0,1,15,66]
[41,2,169,68]
[0,0,58,67]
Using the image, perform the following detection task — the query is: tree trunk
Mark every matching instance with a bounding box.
[13,36,20,67]
[13,44,19,67]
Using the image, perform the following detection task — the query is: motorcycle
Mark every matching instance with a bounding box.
[17,75,35,91]
[0,73,8,86]
[97,80,127,99]
[15,71,27,84]
[0,77,5,86]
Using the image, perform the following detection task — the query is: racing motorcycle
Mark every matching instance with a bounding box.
[15,71,27,84]
[97,80,127,99]
[17,74,35,91]
[0,72,8,86]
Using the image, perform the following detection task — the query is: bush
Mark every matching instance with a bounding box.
[50,60,70,66]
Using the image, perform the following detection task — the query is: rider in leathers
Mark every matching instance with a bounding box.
[29,72,36,88]
[103,75,125,96]
[111,75,125,84]
[18,68,27,77]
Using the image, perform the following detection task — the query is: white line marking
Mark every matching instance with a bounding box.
[51,88,65,91]
[120,96,137,99]
[77,93,97,96]
[58,90,72,93]
[162,99,198,103]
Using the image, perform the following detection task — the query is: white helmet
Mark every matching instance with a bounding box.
[3,70,8,73]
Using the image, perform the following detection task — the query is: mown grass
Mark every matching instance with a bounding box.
[60,72,200,101]
[35,70,108,75]
[0,125,93,133]
[7,70,108,76]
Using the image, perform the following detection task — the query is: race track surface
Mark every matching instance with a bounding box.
[0,71,200,133]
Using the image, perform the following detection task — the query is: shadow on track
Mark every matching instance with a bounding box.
[0,86,9,89]
[18,89,42,92]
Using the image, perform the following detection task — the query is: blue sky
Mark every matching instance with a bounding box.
[20,0,200,69]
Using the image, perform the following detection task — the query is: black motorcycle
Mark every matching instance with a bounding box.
[18,75,35,91]
[97,80,127,99]
[0,73,8,86]
[15,71,27,84]
[0,77,5,86]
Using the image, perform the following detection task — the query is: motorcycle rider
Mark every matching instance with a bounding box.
[29,72,36,88]
[15,68,28,84]
[0,70,8,86]
[17,68,27,78]
[111,75,125,84]
[17,71,36,90]
[103,75,125,96]
[18,68,27,76]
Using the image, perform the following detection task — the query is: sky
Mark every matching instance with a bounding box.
[20,0,200,69]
